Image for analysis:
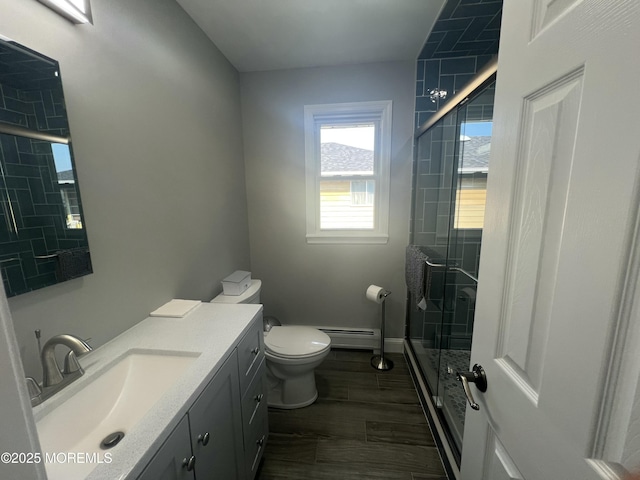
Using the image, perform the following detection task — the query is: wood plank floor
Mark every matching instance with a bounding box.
[256,350,447,480]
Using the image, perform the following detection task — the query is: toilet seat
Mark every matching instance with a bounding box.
[264,326,330,358]
[265,344,331,361]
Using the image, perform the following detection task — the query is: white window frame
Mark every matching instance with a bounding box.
[304,100,392,244]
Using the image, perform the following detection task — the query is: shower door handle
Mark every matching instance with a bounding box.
[456,364,487,411]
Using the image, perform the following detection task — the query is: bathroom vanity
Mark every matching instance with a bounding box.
[32,303,267,480]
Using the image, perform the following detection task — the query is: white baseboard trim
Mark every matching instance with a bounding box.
[383,338,404,353]
[372,338,404,354]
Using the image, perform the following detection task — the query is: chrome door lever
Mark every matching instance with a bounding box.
[456,364,487,411]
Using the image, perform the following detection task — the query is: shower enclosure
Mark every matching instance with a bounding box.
[406,62,496,468]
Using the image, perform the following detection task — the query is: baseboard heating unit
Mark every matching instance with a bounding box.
[314,327,380,350]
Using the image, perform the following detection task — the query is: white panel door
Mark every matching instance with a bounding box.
[460,1,640,479]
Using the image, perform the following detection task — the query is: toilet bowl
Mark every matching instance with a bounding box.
[263,325,330,409]
[211,279,331,409]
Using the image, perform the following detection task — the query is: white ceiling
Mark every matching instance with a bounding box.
[175,0,446,72]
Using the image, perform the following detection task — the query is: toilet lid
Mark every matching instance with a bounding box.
[264,326,330,357]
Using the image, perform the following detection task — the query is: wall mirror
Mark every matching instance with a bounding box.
[0,37,91,297]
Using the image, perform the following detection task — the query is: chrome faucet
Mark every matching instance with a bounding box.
[41,334,92,387]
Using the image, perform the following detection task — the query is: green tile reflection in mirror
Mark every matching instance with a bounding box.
[0,37,91,297]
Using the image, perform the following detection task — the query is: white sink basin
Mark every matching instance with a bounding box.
[36,349,199,479]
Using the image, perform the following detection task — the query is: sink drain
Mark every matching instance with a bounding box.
[100,431,125,450]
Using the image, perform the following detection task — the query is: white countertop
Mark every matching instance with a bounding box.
[32,302,263,480]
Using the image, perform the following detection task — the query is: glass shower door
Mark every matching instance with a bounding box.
[438,80,495,453]
[408,77,495,462]
[408,105,458,444]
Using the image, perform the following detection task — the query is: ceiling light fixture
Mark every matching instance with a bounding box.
[38,0,93,24]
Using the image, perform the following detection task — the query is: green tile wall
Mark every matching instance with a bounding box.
[0,80,91,296]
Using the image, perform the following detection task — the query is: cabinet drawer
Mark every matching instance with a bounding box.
[237,318,264,395]
[243,408,268,479]
[241,359,267,432]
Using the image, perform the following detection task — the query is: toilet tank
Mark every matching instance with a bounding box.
[211,279,261,304]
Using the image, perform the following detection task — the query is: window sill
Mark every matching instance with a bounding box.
[306,234,389,245]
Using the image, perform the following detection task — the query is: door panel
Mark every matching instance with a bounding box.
[500,69,583,400]
[460,1,640,478]
[531,0,583,38]
[483,433,523,480]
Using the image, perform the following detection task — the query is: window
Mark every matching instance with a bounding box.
[38,0,93,24]
[52,143,83,229]
[454,121,491,229]
[351,180,375,206]
[454,173,488,229]
[304,101,392,244]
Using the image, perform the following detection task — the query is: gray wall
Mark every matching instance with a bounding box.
[0,0,251,378]
[240,62,414,339]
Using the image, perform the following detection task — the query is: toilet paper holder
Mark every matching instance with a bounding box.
[370,289,393,371]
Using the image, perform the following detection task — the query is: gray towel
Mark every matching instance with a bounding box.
[405,245,431,311]
[55,247,92,282]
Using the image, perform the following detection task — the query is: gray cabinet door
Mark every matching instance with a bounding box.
[189,350,245,480]
[137,415,194,480]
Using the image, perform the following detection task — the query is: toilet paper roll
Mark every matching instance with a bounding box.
[366,285,388,304]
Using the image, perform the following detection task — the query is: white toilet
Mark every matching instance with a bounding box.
[211,279,331,409]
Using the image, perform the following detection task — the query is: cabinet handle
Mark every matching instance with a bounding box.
[182,455,196,472]
[256,435,265,447]
[251,346,260,355]
[197,432,210,446]
[254,393,264,403]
